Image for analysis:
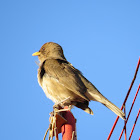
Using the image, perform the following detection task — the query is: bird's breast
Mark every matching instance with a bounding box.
[38,73,78,104]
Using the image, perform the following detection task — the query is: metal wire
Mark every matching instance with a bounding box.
[107,57,140,140]
[129,109,140,140]
[118,84,140,140]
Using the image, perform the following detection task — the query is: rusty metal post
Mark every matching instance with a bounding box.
[61,106,77,140]
[128,109,140,140]
[107,57,140,140]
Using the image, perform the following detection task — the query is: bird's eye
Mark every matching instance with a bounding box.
[42,47,45,51]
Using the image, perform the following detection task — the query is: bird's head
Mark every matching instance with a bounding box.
[32,42,66,63]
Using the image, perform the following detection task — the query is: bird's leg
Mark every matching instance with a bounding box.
[53,96,71,108]
[67,105,73,111]
[54,108,69,113]
[53,96,73,113]
[54,105,73,113]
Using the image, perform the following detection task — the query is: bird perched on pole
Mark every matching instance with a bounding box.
[32,42,125,120]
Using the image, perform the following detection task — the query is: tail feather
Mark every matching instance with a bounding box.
[102,99,125,120]
[79,74,125,120]
[86,91,125,120]
[84,107,94,115]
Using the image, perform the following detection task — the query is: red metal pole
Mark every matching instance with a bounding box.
[124,107,127,140]
[107,57,140,140]
[61,106,76,140]
[118,84,140,140]
[126,84,140,122]
[129,109,140,140]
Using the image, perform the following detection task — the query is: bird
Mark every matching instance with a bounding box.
[32,42,125,120]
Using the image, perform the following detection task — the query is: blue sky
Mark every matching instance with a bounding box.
[0,1,140,140]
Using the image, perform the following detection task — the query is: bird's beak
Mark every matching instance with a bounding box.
[32,51,41,56]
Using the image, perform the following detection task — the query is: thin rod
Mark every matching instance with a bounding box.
[129,109,140,140]
[118,84,140,140]
[107,57,140,140]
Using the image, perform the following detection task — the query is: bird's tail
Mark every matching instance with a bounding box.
[102,98,125,120]
[86,91,126,120]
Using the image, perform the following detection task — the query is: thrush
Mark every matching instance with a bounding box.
[32,42,125,120]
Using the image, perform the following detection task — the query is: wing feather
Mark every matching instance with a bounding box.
[43,59,89,101]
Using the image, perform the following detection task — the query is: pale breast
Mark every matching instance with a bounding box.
[41,73,76,104]
[41,74,59,103]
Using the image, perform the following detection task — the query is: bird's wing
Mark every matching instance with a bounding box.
[42,59,89,101]
[78,74,105,102]
[79,74,125,120]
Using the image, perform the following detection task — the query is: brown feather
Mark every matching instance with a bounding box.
[33,42,125,119]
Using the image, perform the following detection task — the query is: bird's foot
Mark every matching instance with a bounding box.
[53,105,73,114]
[53,96,73,113]
[54,108,69,113]
[53,96,71,108]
